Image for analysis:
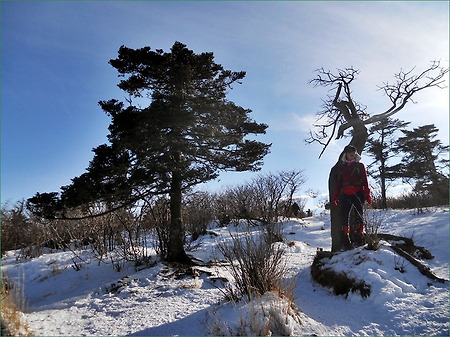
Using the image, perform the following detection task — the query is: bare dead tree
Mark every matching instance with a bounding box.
[307,61,449,251]
[307,67,369,158]
[308,61,448,157]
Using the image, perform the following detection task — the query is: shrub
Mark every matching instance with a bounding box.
[183,191,215,241]
[212,170,306,226]
[1,201,45,257]
[142,196,171,260]
[218,227,288,300]
[374,190,448,211]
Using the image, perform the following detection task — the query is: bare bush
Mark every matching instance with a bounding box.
[253,170,306,224]
[227,184,260,224]
[1,201,48,258]
[112,207,153,267]
[214,189,234,226]
[280,197,308,218]
[214,170,306,226]
[381,191,443,212]
[252,173,286,224]
[218,228,288,300]
[183,191,215,241]
[25,201,155,268]
[142,196,171,260]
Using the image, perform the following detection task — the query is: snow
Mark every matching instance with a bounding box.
[1,207,449,336]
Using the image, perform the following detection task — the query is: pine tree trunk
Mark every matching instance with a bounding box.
[167,167,192,265]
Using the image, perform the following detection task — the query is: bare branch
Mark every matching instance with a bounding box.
[307,61,449,156]
[366,60,449,124]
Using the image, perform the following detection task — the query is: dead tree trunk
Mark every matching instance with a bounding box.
[329,104,368,251]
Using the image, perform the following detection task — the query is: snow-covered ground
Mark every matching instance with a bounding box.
[1,207,449,336]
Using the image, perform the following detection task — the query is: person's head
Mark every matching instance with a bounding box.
[341,145,361,162]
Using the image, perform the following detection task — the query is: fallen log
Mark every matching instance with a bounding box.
[366,233,434,259]
[390,245,447,284]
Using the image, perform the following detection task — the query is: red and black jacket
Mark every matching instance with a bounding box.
[334,161,370,198]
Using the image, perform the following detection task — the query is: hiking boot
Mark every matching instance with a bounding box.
[355,224,365,236]
[341,234,352,251]
[352,234,365,247]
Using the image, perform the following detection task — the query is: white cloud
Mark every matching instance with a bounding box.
[269,112,317,133]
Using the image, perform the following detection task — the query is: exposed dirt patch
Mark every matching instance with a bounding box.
[311,251,371,298]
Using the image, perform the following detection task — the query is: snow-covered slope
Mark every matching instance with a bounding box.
[1,207,448,336]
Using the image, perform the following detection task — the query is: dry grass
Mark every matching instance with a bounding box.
[211,227,301,335]
[218,228,289,300]
[208,291,302,336]
[1,274,32,336]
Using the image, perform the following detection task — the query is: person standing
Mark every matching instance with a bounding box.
[332,145,372,250]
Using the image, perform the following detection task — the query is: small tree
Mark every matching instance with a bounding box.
[366,118,410,209]
[392,124,449,205]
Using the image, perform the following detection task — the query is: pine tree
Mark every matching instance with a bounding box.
[366,118,410,209]
[28,42,270,264]
[392,124,448,203]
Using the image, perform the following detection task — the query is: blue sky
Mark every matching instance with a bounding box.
[2,1,449,207]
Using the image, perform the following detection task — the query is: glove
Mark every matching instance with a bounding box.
[365,190,372,204]
[332,191,339,206]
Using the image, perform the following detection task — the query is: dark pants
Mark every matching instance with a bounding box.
[341,191,364,228]
[340,191,365,249]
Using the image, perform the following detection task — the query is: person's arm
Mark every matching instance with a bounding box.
[360,163,372,204]
[333,174,343,206]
